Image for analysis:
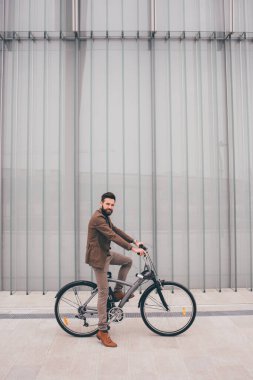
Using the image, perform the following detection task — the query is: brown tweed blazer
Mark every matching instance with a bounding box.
[85,208,134,269]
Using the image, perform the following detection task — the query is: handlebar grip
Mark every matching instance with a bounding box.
[139,244,147,251]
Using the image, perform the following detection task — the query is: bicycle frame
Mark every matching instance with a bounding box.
[109,276,147,308]
[82,250,168,314]
[82,275,151,315]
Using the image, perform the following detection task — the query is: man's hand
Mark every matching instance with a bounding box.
[133,240,144,248]
[131,247,146,256]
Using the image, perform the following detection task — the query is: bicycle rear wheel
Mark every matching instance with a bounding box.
[55,280,99,337]
[140,281,196,336]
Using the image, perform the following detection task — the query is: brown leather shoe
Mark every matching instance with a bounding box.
[96,330,117,348]
[113,291,135,301]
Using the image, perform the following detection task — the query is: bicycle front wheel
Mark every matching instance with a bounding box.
[55,280,99,337]
[140,281,196,336]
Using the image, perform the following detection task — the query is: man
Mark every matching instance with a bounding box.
[85,192,145,348]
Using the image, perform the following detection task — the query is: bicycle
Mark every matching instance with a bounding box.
[54,245,197,337]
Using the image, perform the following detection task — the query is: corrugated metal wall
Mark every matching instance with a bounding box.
[0,0,252,292]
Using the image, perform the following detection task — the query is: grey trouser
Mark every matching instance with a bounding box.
[93,251,133,331]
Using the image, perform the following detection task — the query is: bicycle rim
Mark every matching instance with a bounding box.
[140,281,196,336]
[55,282,99,337]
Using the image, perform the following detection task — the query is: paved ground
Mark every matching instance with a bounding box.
[0,289,253,380]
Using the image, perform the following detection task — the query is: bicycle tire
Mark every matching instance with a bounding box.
[55,280,99,337]
[140,280,196,336]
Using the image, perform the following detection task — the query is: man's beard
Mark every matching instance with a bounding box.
[102,206,113,216]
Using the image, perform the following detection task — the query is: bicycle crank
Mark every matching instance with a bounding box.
[108,307,124,323]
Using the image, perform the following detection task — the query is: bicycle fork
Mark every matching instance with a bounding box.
[155,280,170,311]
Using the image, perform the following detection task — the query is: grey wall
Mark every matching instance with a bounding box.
[0,0,253,292]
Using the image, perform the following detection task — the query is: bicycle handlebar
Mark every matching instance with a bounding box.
[135,243,157,275]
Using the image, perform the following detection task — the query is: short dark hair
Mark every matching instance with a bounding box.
[101,192,116,202]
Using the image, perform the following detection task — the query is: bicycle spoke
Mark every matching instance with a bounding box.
[73,287,82,306]
[61,296,79,309]
[146,294,164,309]
[145,304,168,311]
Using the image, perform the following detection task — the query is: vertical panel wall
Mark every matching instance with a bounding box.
[0,0,253,291]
